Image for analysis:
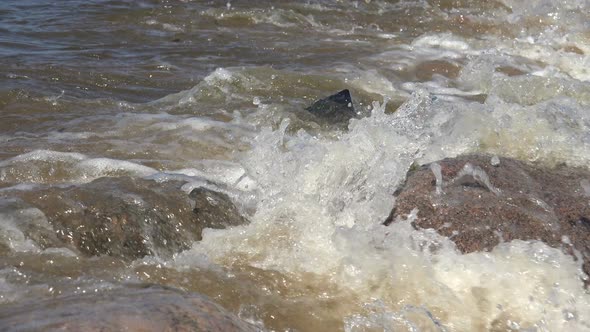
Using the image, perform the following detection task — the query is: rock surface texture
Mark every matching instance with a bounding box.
[386,154,590,283]
[3,177,248,260]
[0,285,261,332]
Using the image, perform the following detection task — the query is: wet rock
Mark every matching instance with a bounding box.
[190,187,248,229]
[305,89,357,124]
[0,284,261,332]
[386,154,590,281]
[5,177,248,260]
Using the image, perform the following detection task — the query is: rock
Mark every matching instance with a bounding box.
[4,177,248,260]
[0,284,261,332]
[190,187,248,229]
[385,154,590,282]
[305,89,356,124]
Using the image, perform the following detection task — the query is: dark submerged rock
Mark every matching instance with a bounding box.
[6,177,248,260]
[386,154,590,282]
[305,89,356,123]
[0,285,261,332]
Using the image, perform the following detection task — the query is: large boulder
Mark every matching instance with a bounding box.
[385,154,590,281]
[0,285,261,332]
[3,176,248,260]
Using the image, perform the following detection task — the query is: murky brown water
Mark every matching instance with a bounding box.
[2,0,590,331]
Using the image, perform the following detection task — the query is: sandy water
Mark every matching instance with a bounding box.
[1,0,590,330]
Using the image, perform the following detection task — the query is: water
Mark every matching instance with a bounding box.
[1,0,590,330]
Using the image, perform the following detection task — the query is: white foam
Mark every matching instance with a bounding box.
[0,184,40,192]
[411,33,471,51]
[161,23,183,32]
[75,158,158,179]
[0,150,158,184]
[191,212,590,331]
[507,43,590,82]
[401,81,483,98]
[149,116,251,134]
[0,150,86,167]
[200,5,329,30]
[165,161,257,193]
[173,87,590,329]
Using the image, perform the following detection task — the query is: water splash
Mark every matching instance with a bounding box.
[450,163,501,196]
[430,162,443,195]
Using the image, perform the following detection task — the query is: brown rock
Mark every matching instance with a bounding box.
[2,177,248,260]
[0,285,261,332]
[385,154,590,282]
[190,187,248,230]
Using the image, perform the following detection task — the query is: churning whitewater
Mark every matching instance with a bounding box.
[1,0,590,331]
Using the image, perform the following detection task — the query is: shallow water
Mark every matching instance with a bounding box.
[1,0,590,331]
